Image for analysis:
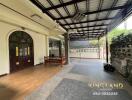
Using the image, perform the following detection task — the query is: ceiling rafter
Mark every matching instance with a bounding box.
[92,0,104,34]
[67,24,108,29]
[74,2,85,35]
[70,36,99,39]
[77,30,104,33]
[30,0,68,30]
[70,32,102,34]
[70,38,98,41]
[62,17,115,26]
[102,0,118,28]
[77,28,105,31]
[70,36,99,38]
[58,0,72,26]
[54,4,131,20]
[86,0,90,38]
[46,0,72,29]
[30,0,132,40]
[41,0,86,11]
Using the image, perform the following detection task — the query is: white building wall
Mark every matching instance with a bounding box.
[0,21,48,75]
[0,1,65,75]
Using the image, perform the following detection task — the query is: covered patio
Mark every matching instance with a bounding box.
[31,0,132,64]
[0,0,132,100]
[28,0,132,99]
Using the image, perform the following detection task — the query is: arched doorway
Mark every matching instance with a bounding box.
[9,31,34,72]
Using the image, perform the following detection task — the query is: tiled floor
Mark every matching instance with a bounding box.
[26,59,132,100]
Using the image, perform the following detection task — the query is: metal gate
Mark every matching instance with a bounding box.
[70,47,100,59]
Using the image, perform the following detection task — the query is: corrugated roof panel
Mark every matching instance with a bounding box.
[98,11,108,19]
[89,27,94,30]
[81,16,87,21]
[93,32,100,34]
[65,18,72,23]
[82,23,87,27]
[92,30,96,32]
[62,0,72,3]
[89,0,100,11]
[77,32,83,34]
[94,27,102,29]
[94,30,103,32]
[89,22,96,26]
[77,1,87,12]
[66,4,75,15]
[58,20,66,24]
[57,8,68,17]
[49,9,60,18]
[108,10,120,17]
[82,28,88,30]
[78,29,82,31]
[89,14,97,20]
[88,31,93,33]
[70,25,75,27]
[65,26,70,28]
[96,21,103,25]
[88,33,92,35]
[104,20,112,24]
[115,0,128,7]
[101,0,115,9]
[100,26,107,28]
[76,24,81,27]
[31,0,132,40]
[38,0,51,8]
[50,0,60,6]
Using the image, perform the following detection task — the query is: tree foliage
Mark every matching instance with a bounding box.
[90,28,132,46]
[107,28,131,44]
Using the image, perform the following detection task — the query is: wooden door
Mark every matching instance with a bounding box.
[9,31,34,72]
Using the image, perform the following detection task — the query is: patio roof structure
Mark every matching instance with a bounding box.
[31,0,132,40]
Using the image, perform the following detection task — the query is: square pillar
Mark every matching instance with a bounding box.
[64,33,69,64]
[98,38,100,59]
[58,40,62,57]
[105,29,109,63]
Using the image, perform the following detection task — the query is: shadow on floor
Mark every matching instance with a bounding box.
[0,83,18,100]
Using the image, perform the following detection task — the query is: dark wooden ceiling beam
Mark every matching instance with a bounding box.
[30,0,68,30]
[41,0,86,11]
[70,37,98,40]
[77,28,105,32]
[70,32,102,34]
[68,24,108,29]
[62,17,114,26]
[55,4,131,20]
[77,30,104,33]
[70,36,98,38]
[69,28,106,30]
[71,34,99,36]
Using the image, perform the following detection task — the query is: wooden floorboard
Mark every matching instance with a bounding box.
[0,64,62,100]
